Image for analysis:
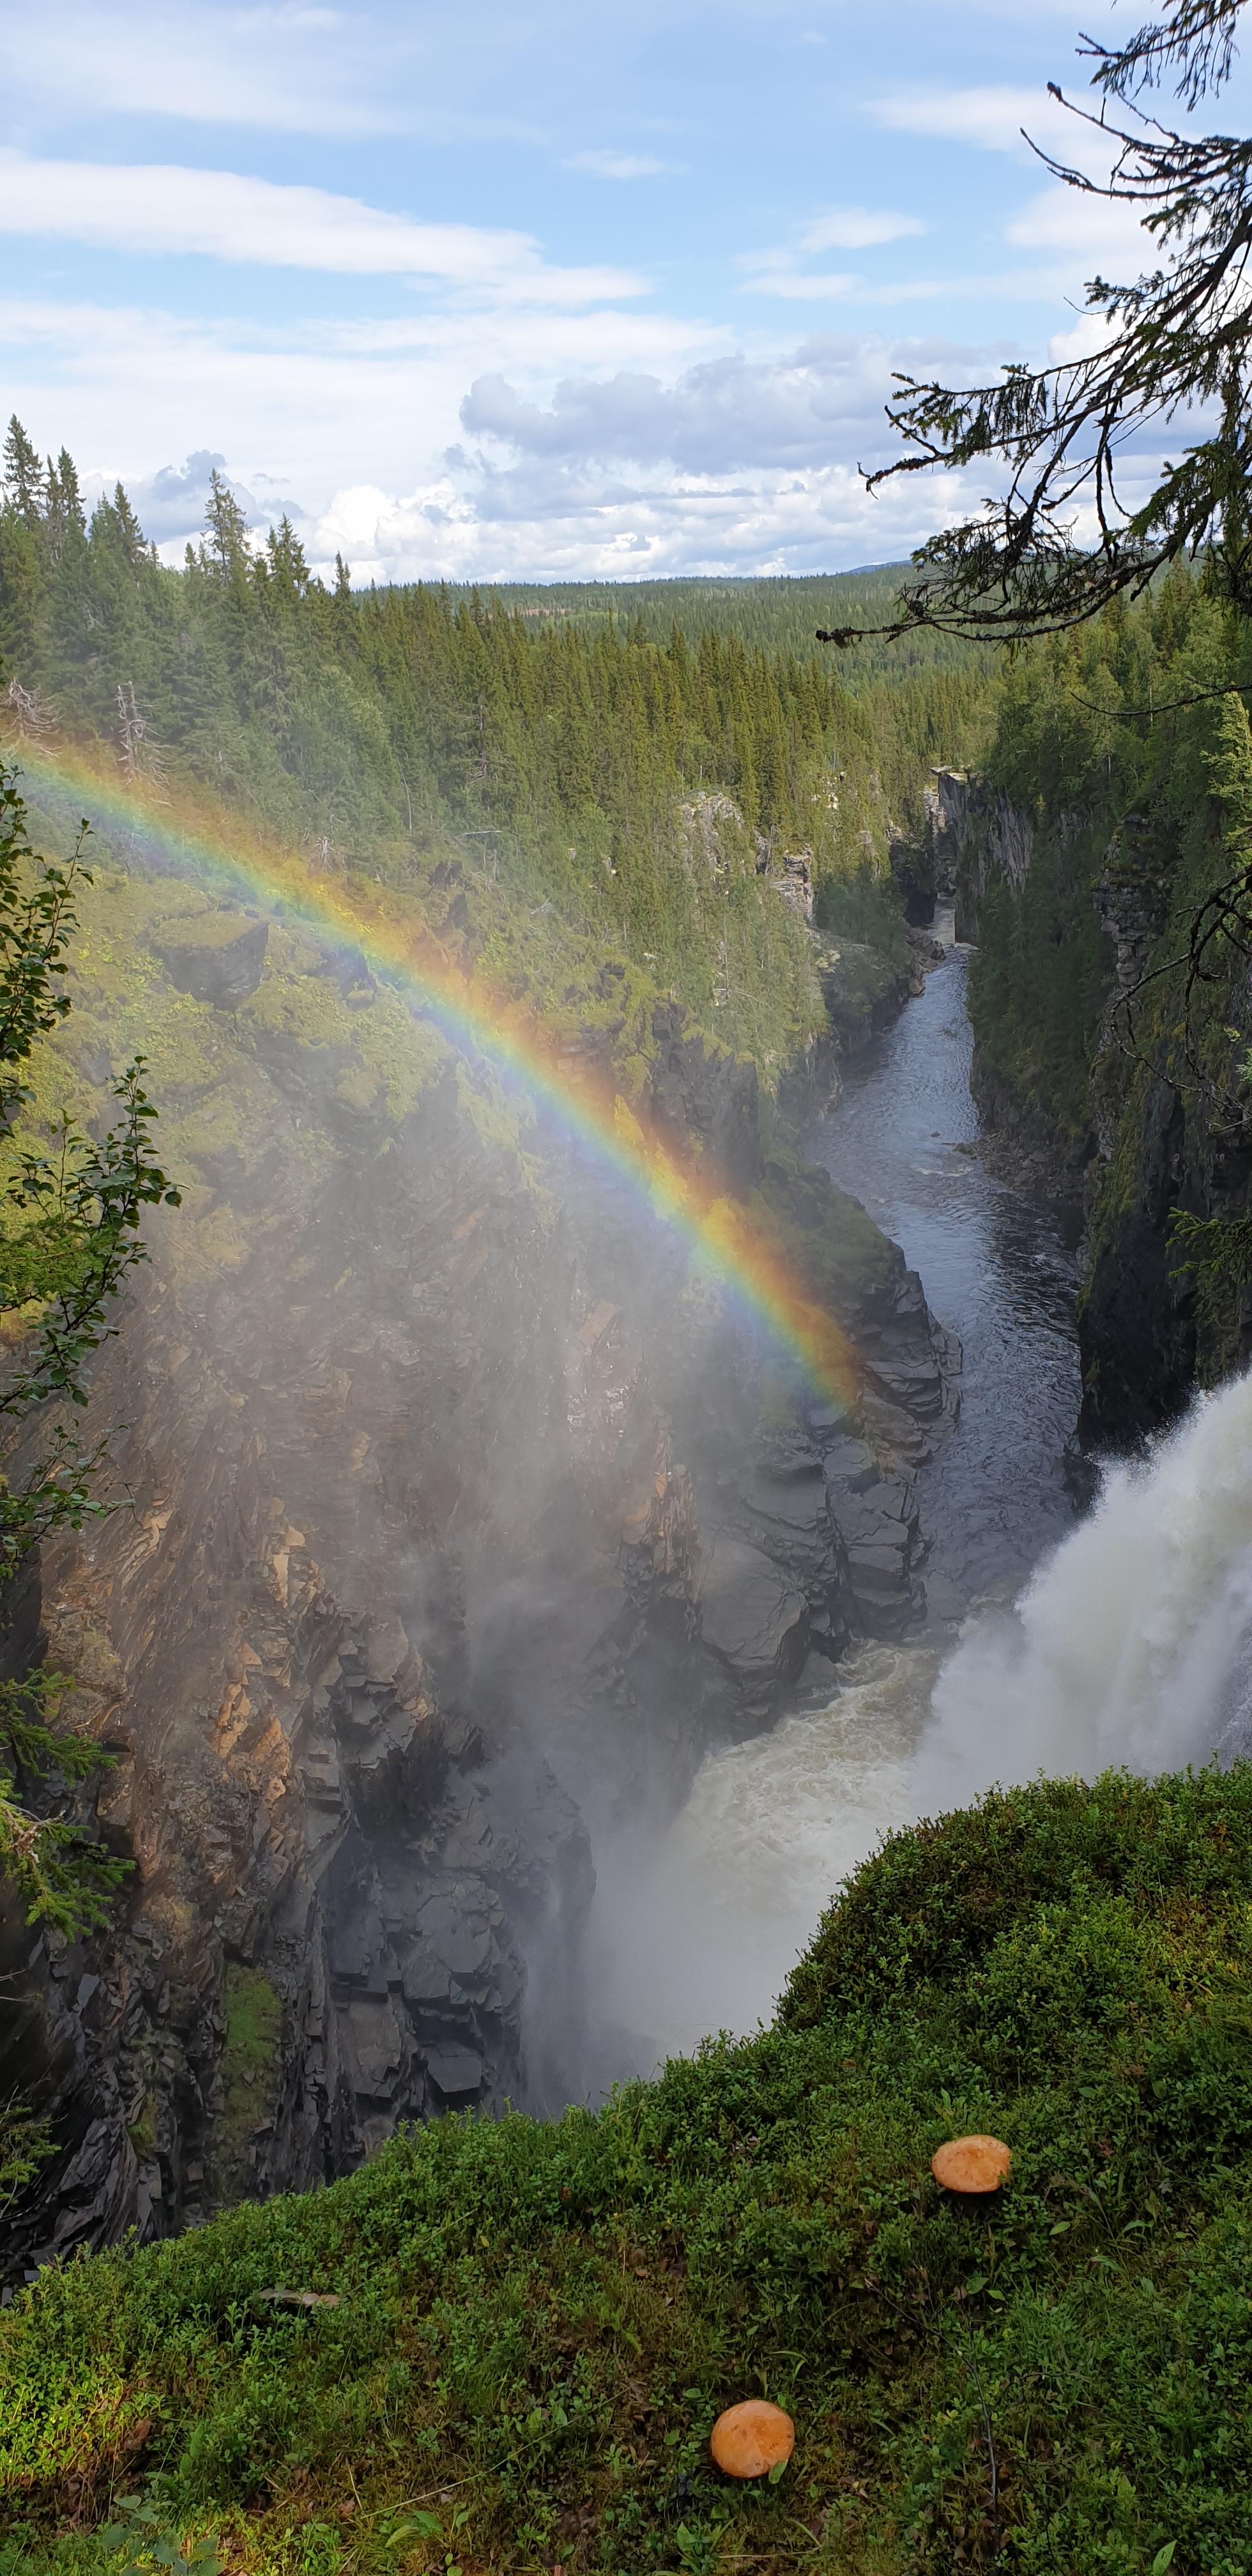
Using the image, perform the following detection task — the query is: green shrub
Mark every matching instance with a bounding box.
[3,1770,1252,2570]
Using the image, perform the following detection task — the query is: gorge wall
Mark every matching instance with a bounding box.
[0,843,955,2287]
[929,760,1252,1455]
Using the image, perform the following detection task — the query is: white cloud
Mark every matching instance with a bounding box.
[458,337,950,476]
[1006,183,1155,275]
[304,444,978,586]
[800,208,925,251]
[737,204,923,301]
[739,260,856,301]
[0,293,727,556]
[869,83,1074,152]
[0,286,990,580]
[82,450,267,542]
[0,153,643,307]
[1046,310,1119,365]
[2,2,439,138]
[563,150,673,178]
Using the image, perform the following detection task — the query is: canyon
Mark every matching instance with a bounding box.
[0,848,956,2286]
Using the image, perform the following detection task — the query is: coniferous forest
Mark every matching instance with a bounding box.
[0,422,991,1073]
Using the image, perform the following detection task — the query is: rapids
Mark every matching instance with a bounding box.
[592,921,1252,2067]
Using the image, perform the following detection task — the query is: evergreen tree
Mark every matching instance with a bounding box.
[2,419,45,532]
[841,0,1252,643]
[201,468,250,578]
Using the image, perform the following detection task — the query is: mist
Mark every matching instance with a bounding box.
[571,1368,1252,2087]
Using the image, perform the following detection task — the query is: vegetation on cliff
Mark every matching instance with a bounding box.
[2,1766,1251,2574]
[0,766,179,1937]
[950,571,1252,1413]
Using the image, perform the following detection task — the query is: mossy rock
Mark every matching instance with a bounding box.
[154,914,269,1007]
[208,1965,283,2207]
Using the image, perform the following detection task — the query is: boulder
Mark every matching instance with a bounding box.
[425,2042,484,2104]
[698,1537,809,1685]
[827,1473,923,1637]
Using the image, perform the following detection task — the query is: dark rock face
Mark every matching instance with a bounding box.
[889,825,938,926]
[812,931,943,1066]
[1076,1050,1252,1450]
[645,1001,761,1192]
[155,915,269,1006]
[697,1537,810,1688]
[929,769,1037,945]
[935,766,1251,1451]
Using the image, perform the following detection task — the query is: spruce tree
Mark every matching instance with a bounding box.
[2,419,45,532]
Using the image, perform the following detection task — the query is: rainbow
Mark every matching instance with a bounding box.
[11,742,861,1413]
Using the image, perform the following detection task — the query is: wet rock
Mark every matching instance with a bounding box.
[827,1472,924,1637]
[155,914,268,1006]
[417,1891,492,1981]
[399,1937,454,2012]
[818,1435,880,1491]
[343,1994,406,2092]
[753,1427,825,1482]
[364,1613,411,1685]
[737,1472,834,1590]
[425,2042,485,2104]
[698,1537,809,1685]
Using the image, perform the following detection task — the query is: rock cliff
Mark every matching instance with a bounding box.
[931,764,1252,1452]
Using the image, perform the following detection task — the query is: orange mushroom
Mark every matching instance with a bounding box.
[709,2398,795,2481]
[931,2134,1012,2195]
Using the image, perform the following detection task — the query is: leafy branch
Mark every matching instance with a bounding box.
[0,1670,130,1936]
[0,762,179,1934]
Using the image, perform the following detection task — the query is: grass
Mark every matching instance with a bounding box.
[2,1769,1252,2573]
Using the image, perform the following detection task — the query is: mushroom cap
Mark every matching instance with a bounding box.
[931,2133,1012,2195]
[710,2398,795,2481]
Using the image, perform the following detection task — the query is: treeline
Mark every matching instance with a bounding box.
[0,418,991,1068]
[448,571,985,683]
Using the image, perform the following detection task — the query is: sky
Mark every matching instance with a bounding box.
[1,0,1244,583]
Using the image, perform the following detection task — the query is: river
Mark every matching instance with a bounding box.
[813,909,1082,1618]
[588,917,1086,2065]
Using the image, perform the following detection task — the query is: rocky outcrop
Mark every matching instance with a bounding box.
[929,768,1037,942]
[1076,827,1252,1448]
[645,1001,761,1191]
[155,912,270,1006]
[927,763,1251,1452]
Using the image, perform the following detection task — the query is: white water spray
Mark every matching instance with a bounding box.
[917,1365,1252,1803]
[601,1371,1252,2066]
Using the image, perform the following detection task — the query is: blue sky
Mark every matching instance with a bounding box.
[1,0,1239,581]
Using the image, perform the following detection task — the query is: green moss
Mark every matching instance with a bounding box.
[755,1153,898,1310]
[210,1965,282,2209]
[126,2094,158,2159]
[155,910,259,953]
[7,1772,1251,2574]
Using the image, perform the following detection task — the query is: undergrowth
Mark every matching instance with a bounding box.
[2,1769,1252,2573]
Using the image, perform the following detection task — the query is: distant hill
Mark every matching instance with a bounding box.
[415,567,986,686]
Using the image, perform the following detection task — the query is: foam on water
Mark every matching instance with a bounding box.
[918,1365,1252,1802]
[592,1642,940,2060]
[602,1371,1252,2064]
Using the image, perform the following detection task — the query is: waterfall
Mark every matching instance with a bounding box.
[917,1365,1252,1802]
[599,1371,1252,2067]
